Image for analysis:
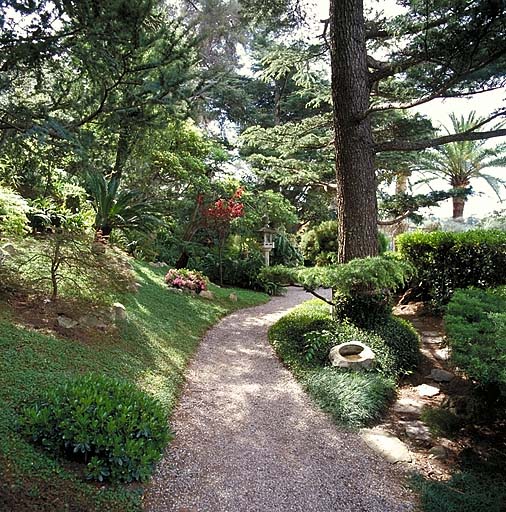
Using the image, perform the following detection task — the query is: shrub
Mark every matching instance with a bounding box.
[305,369,395,427]
[445,287,506,398]
[193,251,264,290]
[20,374,170,483]
[269,299,335,357]
[396,229,506,305]
[300,221,389,266]
[0,186,29,237]
[420,407,463,438]
[303,314,420,378]
[165,268,208,293]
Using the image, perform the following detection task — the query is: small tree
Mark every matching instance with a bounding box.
[201,188,245,285]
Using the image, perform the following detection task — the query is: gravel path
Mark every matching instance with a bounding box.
[144,288,415,512]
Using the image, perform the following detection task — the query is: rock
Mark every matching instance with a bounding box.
[2,243,17,256]
[403,420,432,442]
[393,398,423,415]
[79,314,107,329]
[423,335,444,345]
[429,446,447,460]
[199,290,215,300]
[416,384,440,397]
[149,261,159,267]
[129,281,141,293]
[429,368,454,382]
[112,302,127,322]
[361,428,412,463]
[329,341,375,369]
[229,293,238,302]
[434,347,450,361]
[57,314,78,329]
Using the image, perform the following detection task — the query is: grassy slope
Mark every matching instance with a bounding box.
[0,262,268,511]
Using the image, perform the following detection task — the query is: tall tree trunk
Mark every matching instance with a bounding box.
[329,0,378,263]
[452,196,466,219]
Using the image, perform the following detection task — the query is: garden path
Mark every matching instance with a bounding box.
[144,287,415,512]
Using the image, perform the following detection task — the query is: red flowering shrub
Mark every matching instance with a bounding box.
[165,268,208,293]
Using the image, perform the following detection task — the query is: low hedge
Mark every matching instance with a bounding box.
[445,287,506,400]
[396,229,506,306]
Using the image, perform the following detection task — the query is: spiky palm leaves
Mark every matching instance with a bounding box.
[414,112,506,218]
[87,173,163,238]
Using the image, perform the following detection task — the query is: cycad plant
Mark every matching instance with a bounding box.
[87,173,163,238]
[414,112,506,218]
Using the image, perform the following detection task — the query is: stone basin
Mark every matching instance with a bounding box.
[329,341,375,369]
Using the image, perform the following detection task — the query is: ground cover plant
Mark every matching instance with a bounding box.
[269,299,419,427]
[0,262,268,511]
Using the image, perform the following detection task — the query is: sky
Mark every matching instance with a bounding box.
[308,0,506,219]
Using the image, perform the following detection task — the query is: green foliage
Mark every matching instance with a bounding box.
[296,255,413,294]
[300,220,339,265]
[332,291,392,328]
[420,407,462,438]
[397,229,506,305]
[302,312,420,378]
[445,287,506,398]
[271,230,303,266]
[305,369,395,428]
[269,299,335,356]
[21,374,170,483]
[0,262,268,510]
[269,300,397,427]
[412,453,506,512]
[87,174,163,237]
[0,186,29,237]
[194,250,265,289]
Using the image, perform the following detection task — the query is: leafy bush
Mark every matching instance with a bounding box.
[300,221,390,266]
[303,313,420,378]
[269,300,419,427]
[445,287,506,398]
[396,229,506,305]
[165,268,208,293]
[420,407,462,438]
[193,250,264,290]
[20,374,170,483]
[305,369,395,427]
[0,186,29,237]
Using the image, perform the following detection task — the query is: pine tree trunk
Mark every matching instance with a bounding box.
[329,0,378,263]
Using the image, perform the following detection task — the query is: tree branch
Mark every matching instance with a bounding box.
[376,128,506,153]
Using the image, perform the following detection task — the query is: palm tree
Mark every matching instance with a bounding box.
[415,112,506,218]
[87,173,163,238]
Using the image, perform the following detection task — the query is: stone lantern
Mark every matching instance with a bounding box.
[259,222,276,266]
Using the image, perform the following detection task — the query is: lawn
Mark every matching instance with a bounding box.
[0,262,268,511]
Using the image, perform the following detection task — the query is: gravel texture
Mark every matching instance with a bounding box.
[143,288,415,512]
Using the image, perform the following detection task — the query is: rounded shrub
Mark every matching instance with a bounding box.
[20,374,170,483]
[269,299,335,356]
[304,317,420,378]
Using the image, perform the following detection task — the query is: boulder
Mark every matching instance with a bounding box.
[199,290,215,300]
[57,315,78,329]
[2,243,17,256]
[112,302,127,322]
[403,420,432,442]
[434,348,450,361]
[416,384,440,397]
[429,368,454,382]
[429,446,447,460]
[361,428,412,463]
[229,293,238,302]
[392,398,423,415]
[79,314,107,329]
